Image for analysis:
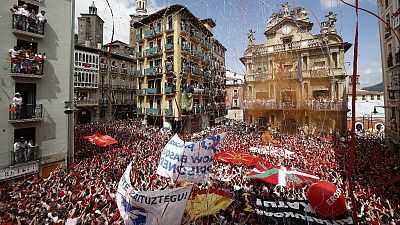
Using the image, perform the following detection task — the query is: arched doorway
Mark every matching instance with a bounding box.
[281,118,298,134]
[77,110,91,124]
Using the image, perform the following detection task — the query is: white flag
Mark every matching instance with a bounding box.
[116,163,193,225]
[156,133,226,183]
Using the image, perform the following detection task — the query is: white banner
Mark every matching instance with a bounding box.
[116,163,192,225]
[157,133,226,183]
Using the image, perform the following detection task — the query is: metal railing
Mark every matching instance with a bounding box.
[146,108,161,116]
[10,59,44,76]
[244,101,348,111]
[12,14,45,36]
[11,146,40,166]
[165,108,174,116]
[9,104,43,121]
[75,100,97,106]
[99,99,109,106]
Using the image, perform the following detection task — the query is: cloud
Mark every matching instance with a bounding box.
[320,0,377,9]
[75,0,162,45]
[347,60,383,87]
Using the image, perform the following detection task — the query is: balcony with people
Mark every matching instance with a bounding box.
[10,4,47,38]
[9,103,43,123]
[12,137,40,166]
[9,46,46,78]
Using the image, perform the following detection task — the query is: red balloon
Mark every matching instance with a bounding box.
[307,181,346,218]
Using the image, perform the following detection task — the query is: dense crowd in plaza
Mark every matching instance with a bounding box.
[0,119,399,224]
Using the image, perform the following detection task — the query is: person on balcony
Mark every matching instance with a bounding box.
[28,9,38,33]
[37,11,46,34]
[12,92,23,119]
[9,46,20,73]
[13,138,23,164]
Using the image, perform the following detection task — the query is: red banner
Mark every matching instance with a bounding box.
[84,133,118,147]
[215,151,262,166]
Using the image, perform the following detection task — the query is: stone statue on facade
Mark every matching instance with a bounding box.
[267,13,279,29]
[292,7,309,21]
[326,11,337,28]
[282,2,290,17]
[247,29,256,45]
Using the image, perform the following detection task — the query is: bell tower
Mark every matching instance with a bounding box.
[136,0,147,14]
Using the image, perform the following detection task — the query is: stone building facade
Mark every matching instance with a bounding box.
[241,3,351,133]
[75,4,136,124]
[378,0,400,150]
[130,3,226,132]
[226,71,245,121]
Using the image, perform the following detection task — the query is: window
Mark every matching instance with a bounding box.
[385,0,389,8]
[332,52,338,68]
[370,95,375,100]
[168,16,173,29]
[233,90,238,97]
[362,95,366,100]
[233,99,238,107]
[377,95,382,100]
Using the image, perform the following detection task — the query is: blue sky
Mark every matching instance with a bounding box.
[76,0,382,87]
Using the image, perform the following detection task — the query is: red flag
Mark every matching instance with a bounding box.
[83,63,91,68]
[84,133,118,147]
[279,63,284,80]
[214,151,262,166]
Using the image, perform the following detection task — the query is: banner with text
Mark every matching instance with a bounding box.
[116,163,193,225]
[237,192,353,225]
[157,133,226,183]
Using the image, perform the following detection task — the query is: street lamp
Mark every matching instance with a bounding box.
[64,101,76,168]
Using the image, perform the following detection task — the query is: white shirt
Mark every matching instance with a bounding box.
[13,96,22,105]
[17,7,29,17]
[37,13,46,22]
[9,49,18,58]
[14,142,22,151]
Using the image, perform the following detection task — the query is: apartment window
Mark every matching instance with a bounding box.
[233,90,238,98]
[385,0,389,8]
[370,95,375,100]
[332,52,338,68]
[233,99,238,107]
[362,95,366,100]
[377,95,382,100]
[168,16,173,29]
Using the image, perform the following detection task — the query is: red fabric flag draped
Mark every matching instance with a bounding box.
[84,133,118,147]
[214,150,262,166]
[279,63,284,80]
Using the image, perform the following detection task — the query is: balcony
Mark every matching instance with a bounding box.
[135,89,145,96]
[165,108,174,116]
[387,53,394,68]
[396,52,400,64]
[136,33,143,41]
[243,100,348,111]
[165,43,174,51]
[134,69,143,77]
[193,105,204,114]
[135,107,143,114]
[136,51,144,58]
[10,56,45,78]
[145,47,161,57]
[100,63,108,73]
[9,104,43,123]
[146,108,161,116]
[110,66,119,76]
[144,26,162,38]
[11,146,40,166]
[144,67,156,75]
[147,88,159,95]
[120,67,128,75]
[166,64,174,73]
[75,100,98,106]
[165,86,173,94]
[11,14,45,38]
[182,66,190,74]
[181,44,191,53]
[99,99,109,106]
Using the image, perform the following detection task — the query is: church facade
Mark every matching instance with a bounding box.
[241,3,352,133]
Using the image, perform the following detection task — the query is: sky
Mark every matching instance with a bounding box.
[75,0,383,88]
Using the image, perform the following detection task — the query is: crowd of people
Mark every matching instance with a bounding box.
[0,119,399,224]
[10,3,47,35]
